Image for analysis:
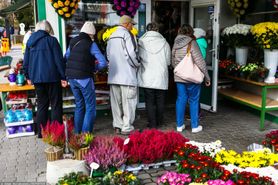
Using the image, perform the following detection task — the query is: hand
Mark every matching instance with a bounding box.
[61,80,68,87]
[27,79,32,85]
[205,81,211,87]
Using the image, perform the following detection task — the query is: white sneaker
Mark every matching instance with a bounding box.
[177,124,185,132]
[192,125,203,133]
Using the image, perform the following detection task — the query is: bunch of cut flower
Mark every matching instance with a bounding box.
[115,129,189,164]
[214,148,278,168]
[262,130,278,153]
[251,22,278,49]
[222,24,253,47]
[112,0,140,17]
[48,0,80,19]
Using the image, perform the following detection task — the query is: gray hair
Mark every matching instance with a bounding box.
[35,20,54,35]
[146,22,159,32]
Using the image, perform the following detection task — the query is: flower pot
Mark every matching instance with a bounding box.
[264,49,278,83]
[235,47,248,65]
[74,147,89,160]
[45,146,63,161]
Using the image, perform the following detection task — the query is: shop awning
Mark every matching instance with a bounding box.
[0,0,31,16]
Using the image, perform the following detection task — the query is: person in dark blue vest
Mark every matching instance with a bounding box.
[65,21,107,133]
[23,20,66,138]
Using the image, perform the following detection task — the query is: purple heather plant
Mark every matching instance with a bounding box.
[85,136,128,170]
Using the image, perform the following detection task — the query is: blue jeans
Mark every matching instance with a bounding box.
[176,82,201,129]
[69,79,96,133]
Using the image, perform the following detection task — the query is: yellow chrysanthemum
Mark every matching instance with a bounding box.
[65,13,71,18]
[58,9,64,15]
[64,0,70,6]
[53,3,59,9]
[62,7,69,12]
[113,170,123,175]
[71,9,76,14]
[58,1,64,7]
[70,2,75,7]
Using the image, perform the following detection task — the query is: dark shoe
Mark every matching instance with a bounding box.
[121,131,131,136]
[114,127,121,134]
[37,133,42,139]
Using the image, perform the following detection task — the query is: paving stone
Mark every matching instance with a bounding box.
[145,183,157,185]
[137,173,151,180]
[141,179,152,184]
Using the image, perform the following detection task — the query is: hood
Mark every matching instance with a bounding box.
[139,31,167,54]
[197,37,208,49]
[173,34,193,49]
[27,30,49,47]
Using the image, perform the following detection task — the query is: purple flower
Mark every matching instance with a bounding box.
[129,1,135,6]
[116,5,121,10]
[120,11,126,16]
[128,7,134,12]
[121,1,127,7]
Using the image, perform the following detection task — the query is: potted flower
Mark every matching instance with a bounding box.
[69,133,94,160]
[251,22,278,83]
[102,170,141,185]
[85,136,128,177]
[41,121,66,161]
[57,172,102,185]
[222,24,252,65]
[157,171,192,185]
[263,130,278,153]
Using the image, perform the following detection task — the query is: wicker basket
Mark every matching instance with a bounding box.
[45,146,64,161]
[74,147,89,160]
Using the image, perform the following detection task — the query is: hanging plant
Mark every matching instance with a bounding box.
[111,0,141,18]
[48,0,80,20]
[227,0,249,17]
[273,0,278,10]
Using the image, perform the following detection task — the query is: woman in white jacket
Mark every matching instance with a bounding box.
[138,23,171,128]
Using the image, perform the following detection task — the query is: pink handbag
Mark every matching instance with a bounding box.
[174,42,204,84]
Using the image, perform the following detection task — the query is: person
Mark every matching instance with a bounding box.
[193,28,207,59]
[23,20,66,138]
[22,30,32,54]
[138,22,171,128]
[106,15,140,135]
[172,24,211,133]
[65,21,107,133]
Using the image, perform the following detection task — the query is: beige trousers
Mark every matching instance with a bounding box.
[110,85,137,132]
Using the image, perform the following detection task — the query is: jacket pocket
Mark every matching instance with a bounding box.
[127,86,137,99]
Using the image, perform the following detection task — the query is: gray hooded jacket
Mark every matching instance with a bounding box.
[172,35,210,83]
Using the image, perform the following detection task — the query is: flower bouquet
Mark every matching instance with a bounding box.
[263,130,278,153]
[112,0,141,18]
[239,63,258,79]
[69,133,93,160]
[48,0,79,19]
[251,22,278,50]
[227,0,249,17]
[222,24,253,48]
[218,59,240,76]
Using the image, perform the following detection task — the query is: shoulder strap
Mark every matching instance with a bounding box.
[186,42,192,54]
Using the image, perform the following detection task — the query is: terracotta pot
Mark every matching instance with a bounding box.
[74,147,89,160]
[45,146,63,161]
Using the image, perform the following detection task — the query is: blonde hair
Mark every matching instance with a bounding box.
[35,20,54,35]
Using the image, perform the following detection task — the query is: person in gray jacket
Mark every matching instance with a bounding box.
[138,23,171,128]
[106,15,140,135]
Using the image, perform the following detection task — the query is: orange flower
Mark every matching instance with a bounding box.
[71,9,76,14]
[75,4,78,9]
[58,1,64,7]
[70,2,75,7]
[64,0,70,6]
[62,7,69,12]
[53,3,59,9]
[65,13,71,18]
[58,9,64,15]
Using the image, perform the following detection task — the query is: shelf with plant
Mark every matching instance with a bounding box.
[69,132,94,160]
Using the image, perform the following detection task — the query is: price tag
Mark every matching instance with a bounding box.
[90,162,100,177]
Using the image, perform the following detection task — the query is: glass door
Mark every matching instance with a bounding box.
[190,0,220,112]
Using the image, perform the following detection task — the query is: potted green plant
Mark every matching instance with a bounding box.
[41,121,66,161]
[68,133,94,160]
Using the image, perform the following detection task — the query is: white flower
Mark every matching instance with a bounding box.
[223,24,251,36]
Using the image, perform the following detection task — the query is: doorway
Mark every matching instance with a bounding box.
[190,0,220,112]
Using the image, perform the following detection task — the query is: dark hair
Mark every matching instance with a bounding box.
[146,22,159,32]
[178,24,194,36]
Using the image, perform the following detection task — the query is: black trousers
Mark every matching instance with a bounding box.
[143,88,166,128]
[34,82,63,135]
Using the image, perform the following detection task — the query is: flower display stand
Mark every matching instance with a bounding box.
[46,159,89,184]
[127,160,177,173]
[264,49,278,83]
